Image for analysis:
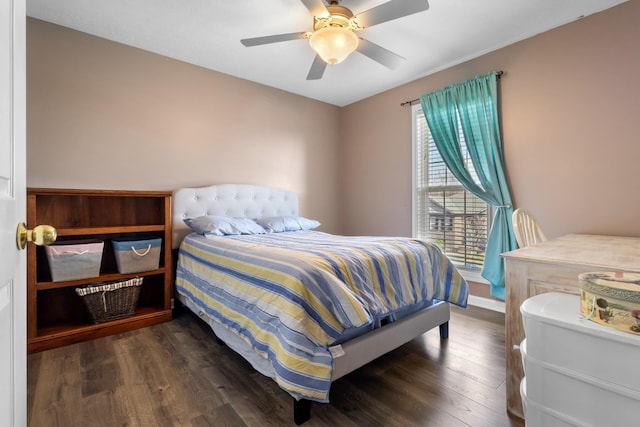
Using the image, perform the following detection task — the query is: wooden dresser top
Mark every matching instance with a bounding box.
[502,234,640,271]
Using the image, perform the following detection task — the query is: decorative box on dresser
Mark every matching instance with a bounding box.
[27,188,173,353]
[501,234,640,419]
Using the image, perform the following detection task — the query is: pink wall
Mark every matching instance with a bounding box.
[27,19,342,232]
[27,1,640,241]
[340,1,640,240]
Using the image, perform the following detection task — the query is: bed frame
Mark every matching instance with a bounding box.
[172,184,451,424]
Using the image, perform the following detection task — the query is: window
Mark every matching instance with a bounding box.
[412,104,490,271]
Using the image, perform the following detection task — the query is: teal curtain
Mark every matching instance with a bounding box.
[419,71,517,300]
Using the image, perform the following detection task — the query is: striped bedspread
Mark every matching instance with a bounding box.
[176,231,468,402]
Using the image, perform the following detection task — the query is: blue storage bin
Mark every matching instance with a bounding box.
[112,237,162,274]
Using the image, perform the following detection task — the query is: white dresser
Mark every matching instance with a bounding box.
[520,292,640,426]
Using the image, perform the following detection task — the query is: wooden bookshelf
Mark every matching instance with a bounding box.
[27,188,173,353]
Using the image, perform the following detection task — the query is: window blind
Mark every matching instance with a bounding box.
[414,107,489,269]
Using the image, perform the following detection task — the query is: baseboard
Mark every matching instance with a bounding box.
[467,295,505,313]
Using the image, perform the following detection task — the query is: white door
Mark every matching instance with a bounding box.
[1,0,27,426]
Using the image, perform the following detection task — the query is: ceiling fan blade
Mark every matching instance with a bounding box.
[300,0,329,17]
[357,38,405,70]
[241,32,307,47]
[356,0,429,28]
[306,54,327,80]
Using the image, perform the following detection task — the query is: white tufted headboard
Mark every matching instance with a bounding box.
[172,184,299,248]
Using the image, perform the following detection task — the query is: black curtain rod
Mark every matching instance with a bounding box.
[400,70,504,107]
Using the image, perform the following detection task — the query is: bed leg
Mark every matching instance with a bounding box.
[293,398,311,425]
[439,321,449,339]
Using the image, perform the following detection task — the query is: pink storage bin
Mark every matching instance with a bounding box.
[45,239,104,282]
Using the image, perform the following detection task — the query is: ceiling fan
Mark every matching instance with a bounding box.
[240,0,430,80]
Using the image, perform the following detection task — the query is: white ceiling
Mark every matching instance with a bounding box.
[26,0,627,107]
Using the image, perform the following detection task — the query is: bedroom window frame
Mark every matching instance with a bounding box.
[411,103,492,283]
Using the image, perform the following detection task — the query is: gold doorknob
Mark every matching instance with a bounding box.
[16,223,57,250]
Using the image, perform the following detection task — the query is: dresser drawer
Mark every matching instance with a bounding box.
[520,378,580,427]
[521,338,640,426]
[521,292,640,392]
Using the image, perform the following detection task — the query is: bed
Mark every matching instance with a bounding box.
[172,184,469,424]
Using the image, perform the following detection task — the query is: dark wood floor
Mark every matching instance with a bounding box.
[28,305,524,427]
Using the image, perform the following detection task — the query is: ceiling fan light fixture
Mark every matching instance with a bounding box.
[309,26,359,65]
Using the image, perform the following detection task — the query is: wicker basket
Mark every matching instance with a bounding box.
[75,277,143,323]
